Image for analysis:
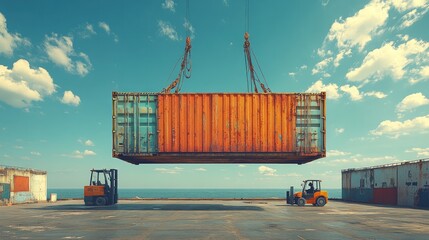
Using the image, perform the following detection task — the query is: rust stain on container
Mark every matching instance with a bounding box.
[157,94,298,153]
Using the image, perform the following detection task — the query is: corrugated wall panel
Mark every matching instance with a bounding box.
[373,188,397,205]
[112,93,158,155]
[350,169,374,189]
[158,93,301,153]
[374,167,397,188]
[398,160,429,207]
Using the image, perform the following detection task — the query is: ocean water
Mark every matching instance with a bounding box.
[48,188,342,200]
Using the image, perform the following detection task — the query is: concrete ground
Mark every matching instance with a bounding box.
[0,199,428,240]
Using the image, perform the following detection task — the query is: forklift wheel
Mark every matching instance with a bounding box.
[95,197,107,206]
[316,197,326,207]
[297,198,306,206]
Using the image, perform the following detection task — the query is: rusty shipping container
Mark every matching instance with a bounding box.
[112,92,326,164]
[342,159,429,208]
[397,160,429,207]
[373,166,397,205]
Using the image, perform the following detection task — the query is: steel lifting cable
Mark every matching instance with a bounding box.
[243,0,271,93]
[162,0,192,93]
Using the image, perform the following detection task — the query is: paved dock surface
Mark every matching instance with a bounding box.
[1,199,428,239]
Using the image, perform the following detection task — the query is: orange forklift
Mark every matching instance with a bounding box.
[84,169,118,206]
[286,180,328,207]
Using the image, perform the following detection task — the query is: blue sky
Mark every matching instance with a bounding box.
[0,0,428,189]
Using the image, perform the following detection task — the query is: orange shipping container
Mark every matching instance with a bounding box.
[112,92,326,164]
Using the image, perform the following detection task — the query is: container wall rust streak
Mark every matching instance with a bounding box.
[112,92,326,164]
[397,160,429,207]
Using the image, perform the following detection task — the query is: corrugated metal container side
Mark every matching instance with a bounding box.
[398,160,429,207]
[374,167,397,188]
[112,92,326,164]
[347,169,374,203]
[350,169,374,189]
[342,171,351,200]
[373,166,398,205]
[373,188,397,205]
[348,188,373,203]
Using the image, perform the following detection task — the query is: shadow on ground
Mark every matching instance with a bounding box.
[31,203,264,211]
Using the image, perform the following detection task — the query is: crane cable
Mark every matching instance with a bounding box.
[243,0,271,93]
[161,0,192,94]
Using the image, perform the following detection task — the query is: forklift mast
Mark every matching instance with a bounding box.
[84,169,118,206]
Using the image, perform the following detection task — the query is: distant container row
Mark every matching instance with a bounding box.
[342,159,429,208]
[112,92,326,164]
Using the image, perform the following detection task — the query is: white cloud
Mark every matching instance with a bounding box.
[183,19,195,39]
[223,0,229,7]
[30,151,41,156]
[321,0,330,7]
[396,92,429,112]
[390,0,428,12]
[364,91,387,99]
[158,21,179,41]
[86,24,96,34]
[306,80,340,100]
[370,114,429,138]
[288,72,296,77]
[83,150,96,156]
[238,164,246,168]
[61,90,81,106]
[98,22,110,34]
[194,168,207,171]
[258,166,277,176]
[155,166,183,174]
[15,145,23,149]
[420,66,429,77]
[335,128,345,134]
[327,0,390,51]
[340,85,362,101]
[330,155,398,165]
[406,147,429,157]
[346,39,429,82]
[327,149,351,157]
[80,23,96,39]
[400,8,429,28]
[0,12,30,56]
[84,140,94,146]
[44,34,92,76]
[97,22,118,42]
[340,85,386,101]
[333,49,352,67]
[0,59,55,108]
[312,57,333,75]
[300,65,308,70]
[63,150,96,158]
[162,0,176,12]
